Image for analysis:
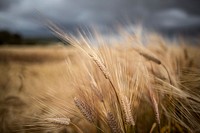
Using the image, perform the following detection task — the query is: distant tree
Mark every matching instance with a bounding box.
[0,30,59,45]
[0,30,23,45]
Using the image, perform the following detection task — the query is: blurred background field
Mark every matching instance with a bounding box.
[0,45,79,132]
[0,34,199,132]
[0,0,200,132]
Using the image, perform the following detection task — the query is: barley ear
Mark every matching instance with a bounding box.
[106,112,123,133]
[148,88,161,132]
[89,53,110,79]
[90,80,104,102]
[139,52,161,65]
[45,117,71,126]
[121,95,135,126]
[139,51,172,85]
[74,97,96,123]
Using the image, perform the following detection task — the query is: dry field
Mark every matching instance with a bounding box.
[0,32,200,133]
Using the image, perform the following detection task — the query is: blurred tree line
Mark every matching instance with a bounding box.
[0,30,59,45]
[0,30,23,44]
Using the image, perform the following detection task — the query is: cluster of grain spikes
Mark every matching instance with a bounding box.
[47,24,200,133]
[67,43,161,133]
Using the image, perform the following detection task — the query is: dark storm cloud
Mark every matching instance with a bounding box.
[0,0,200,37]
[175,0,200,15]
[146,8,200,35]
[0,0,20,11]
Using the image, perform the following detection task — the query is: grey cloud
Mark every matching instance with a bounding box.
[146,9,200,35]
[175,0,200,15]
[0,0,200,37]
[149,9,200,28]
[0,0,21,11]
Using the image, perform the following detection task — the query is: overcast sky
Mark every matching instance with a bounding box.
[0,0,200,37]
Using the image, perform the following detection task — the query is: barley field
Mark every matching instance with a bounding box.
[0,30,200,133]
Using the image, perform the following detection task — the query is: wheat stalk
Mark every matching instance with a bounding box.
[139,51,172,85]
[90,78,104,102]
[88,52,125,128]
[89,53,110,79]
[148,88,160,132]
[44,117,70,125]
[139,52,161,65]
[74,97,96,123]
[121,95,135,126]
[106,112,123,133]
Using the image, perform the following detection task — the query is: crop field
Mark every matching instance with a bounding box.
[0,32,200,133]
